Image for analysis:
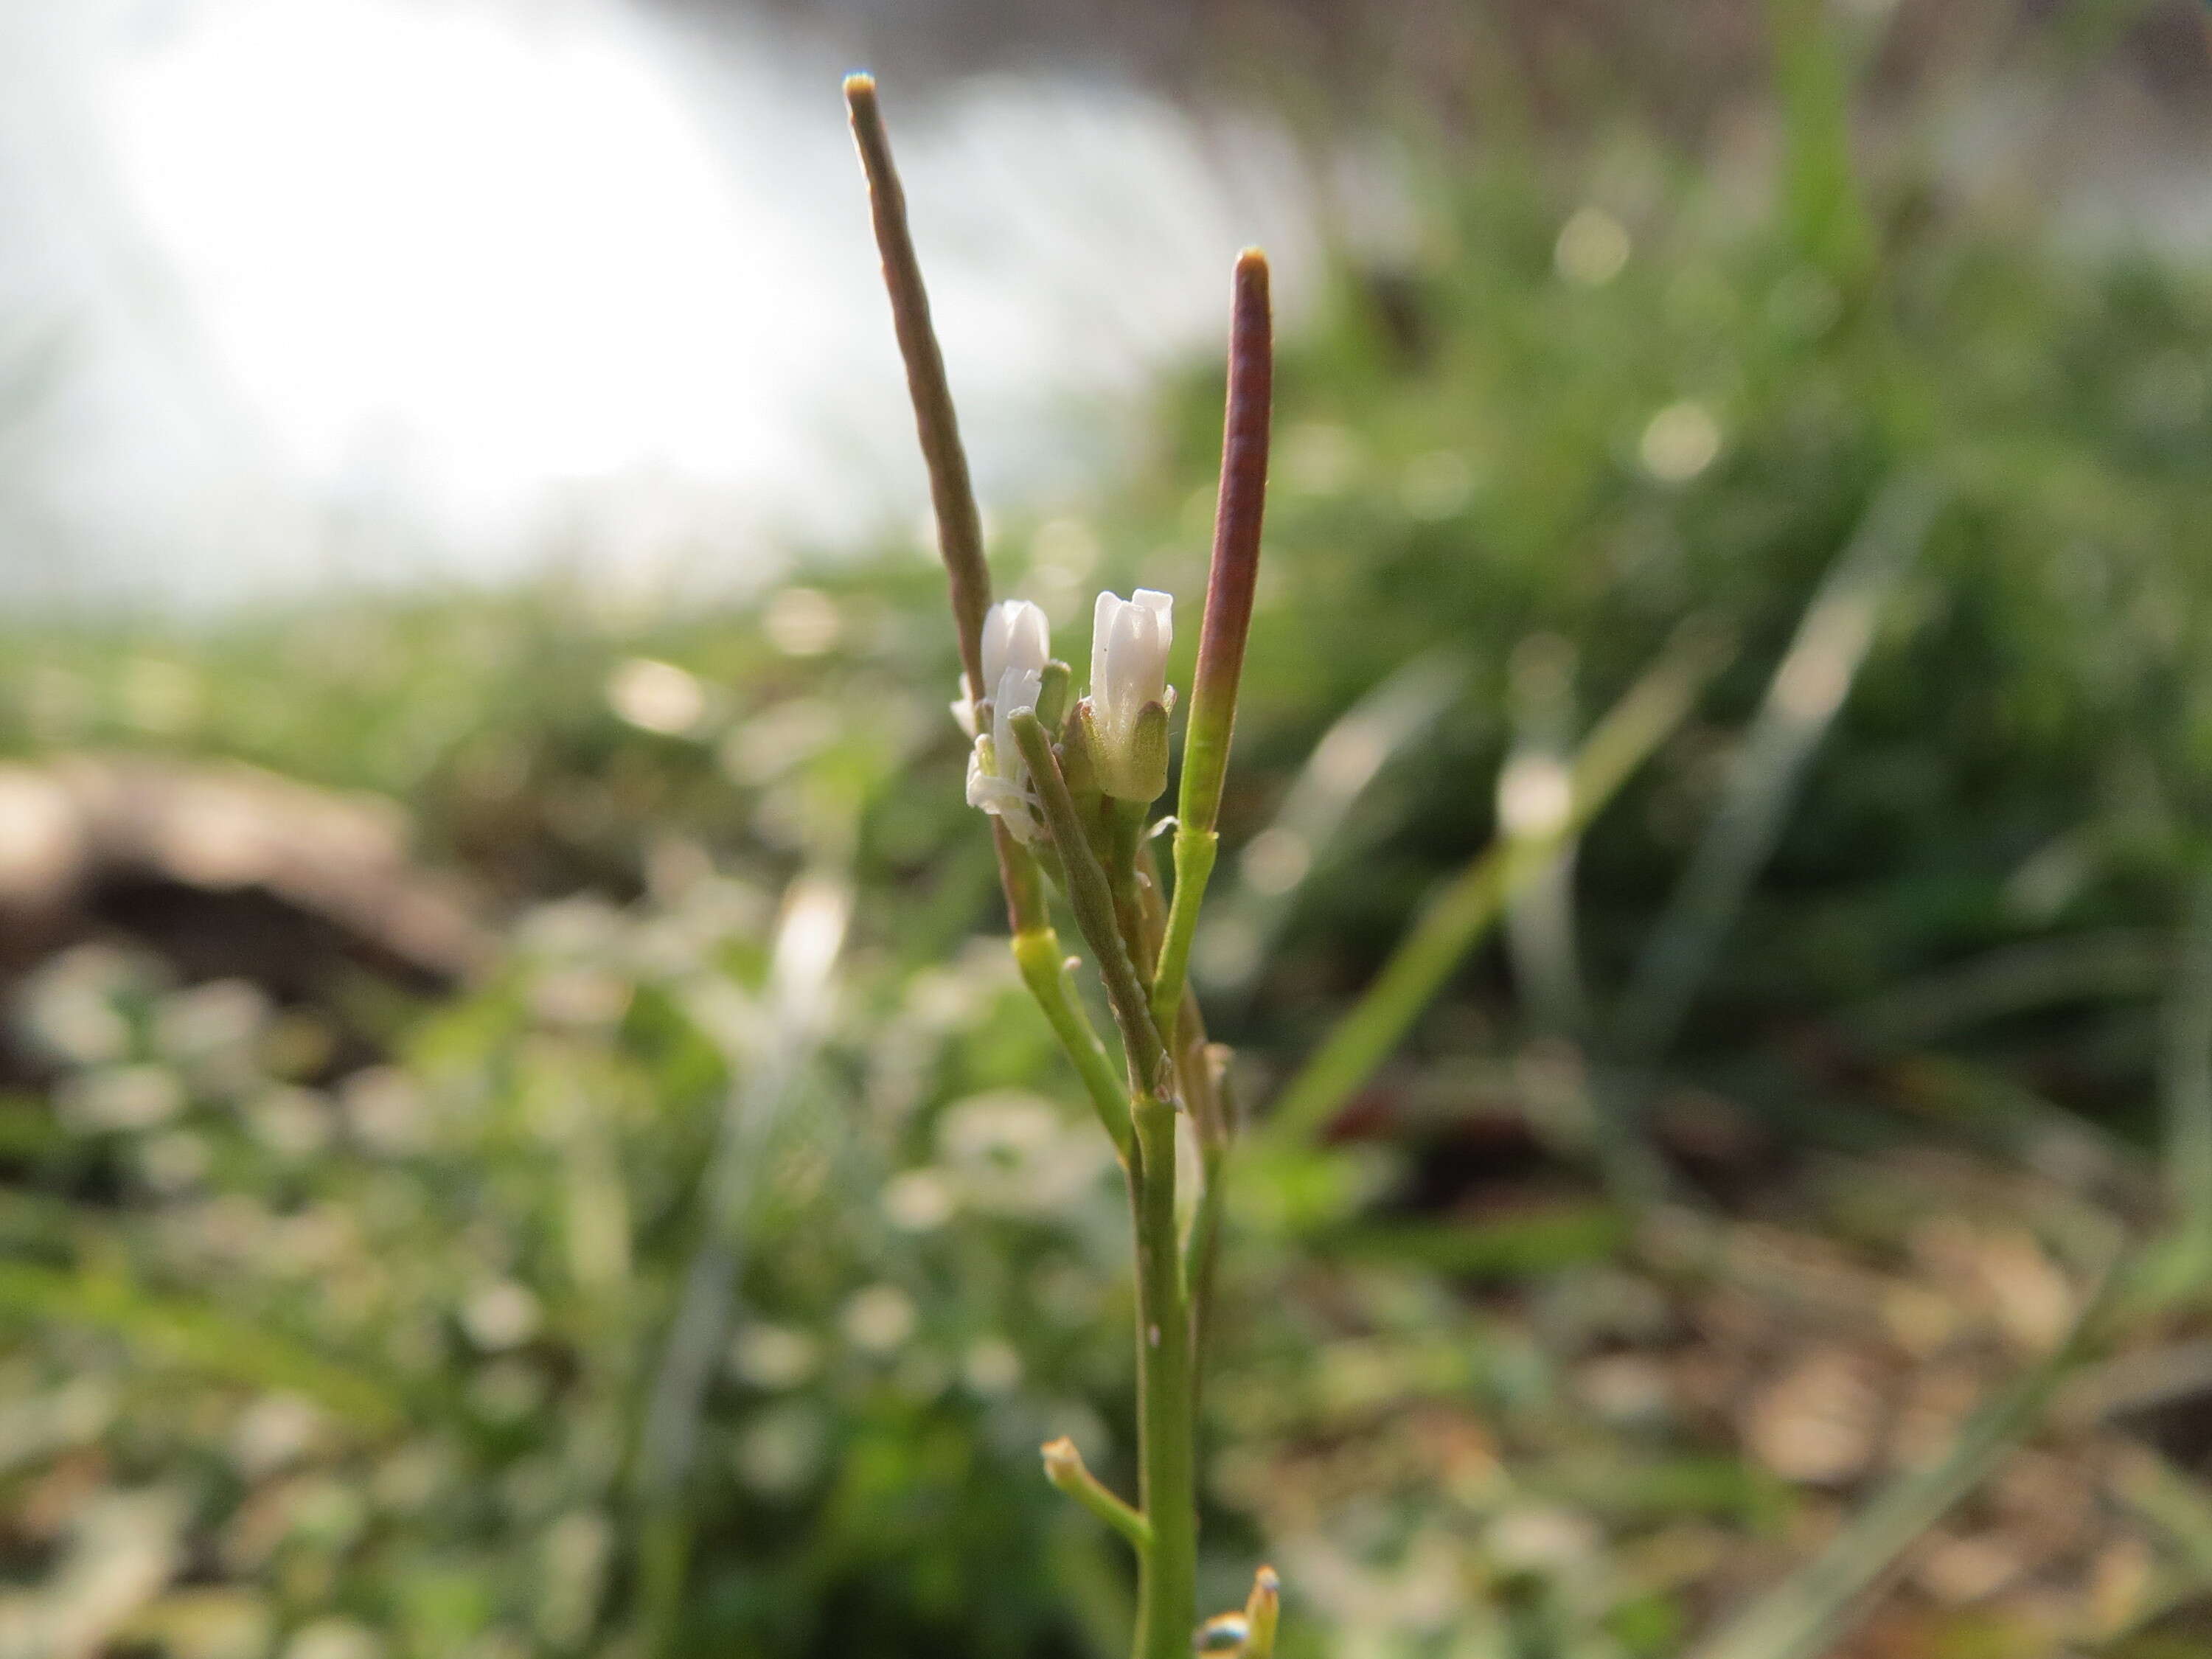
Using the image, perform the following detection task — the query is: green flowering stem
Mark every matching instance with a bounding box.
[852,80,1230,1656]
[1157,249,1271,1042]
[1130,1091,1197,1659]
[1010,712,1172,1099]
[1013,927,1134,1164]
[1041,1435,1152,1554]
[1068,795,1201,1656]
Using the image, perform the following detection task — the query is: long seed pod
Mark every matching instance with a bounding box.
[1178,249,1273,839]
[845,73,992,709]
[847,73,1050,937]
[1154,251,1272,1037]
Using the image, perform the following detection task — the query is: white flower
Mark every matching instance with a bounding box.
[985,600,1050,700]
[1084,588,1174,801]
[963,599,1051,841]
[953,599,1050,738]
[1091,589,1172,728]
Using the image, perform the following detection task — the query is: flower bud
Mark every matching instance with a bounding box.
[1244,1565,1280,1658]
[1082,588,1175,801]
[1039,1436,1083,1486]
[964,599,1053,841]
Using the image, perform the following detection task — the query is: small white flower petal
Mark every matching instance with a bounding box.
[1084,588,1176,801]
[995,664,1043,723]
[983,599,1051,690]
[963,602,1056,837]
[1089,590,1173,742]
[1089,590,1118,713]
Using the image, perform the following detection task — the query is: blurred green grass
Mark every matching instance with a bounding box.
[10,35,2212,1657]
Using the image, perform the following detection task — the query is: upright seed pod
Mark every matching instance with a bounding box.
[1178,249,1273,841]
[1152,251,1273,1043]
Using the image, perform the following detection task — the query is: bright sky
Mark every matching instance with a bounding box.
[2,0,1321,602]
[102,0,846,561]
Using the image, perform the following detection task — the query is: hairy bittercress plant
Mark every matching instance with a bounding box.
[848,72,1279,1659]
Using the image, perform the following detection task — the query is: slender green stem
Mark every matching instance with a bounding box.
[992,819,1050,936]
[1132,836,1231,1377]
[1265,621,1726,1149]
[1105,797,1156,980]
[1169,1015,1232,1370]
[1130,1093,1195,1659]
[1138,840,1231,1369]
[1131,835,1187,1062]
[1042,1435,1152,1553]
[1011,712,1172,1098]
[1014,927,1133,1164]
[1151,827,1218,1043]
[1185,1136,1228,1364]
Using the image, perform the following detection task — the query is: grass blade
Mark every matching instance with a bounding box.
[0,1261,402,1430]
[1613,478,1941,1066]
[633,869,853,1650]
[1265,619,1725,1150]
[1198,650,1469,1011]
[1846,927,2165,1053]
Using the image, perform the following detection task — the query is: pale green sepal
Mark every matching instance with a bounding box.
[1096,696,1172,803]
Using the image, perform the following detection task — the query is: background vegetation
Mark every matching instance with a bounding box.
[10,4,2212,1656]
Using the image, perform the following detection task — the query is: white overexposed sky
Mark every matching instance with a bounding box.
[0,0,1324,605]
